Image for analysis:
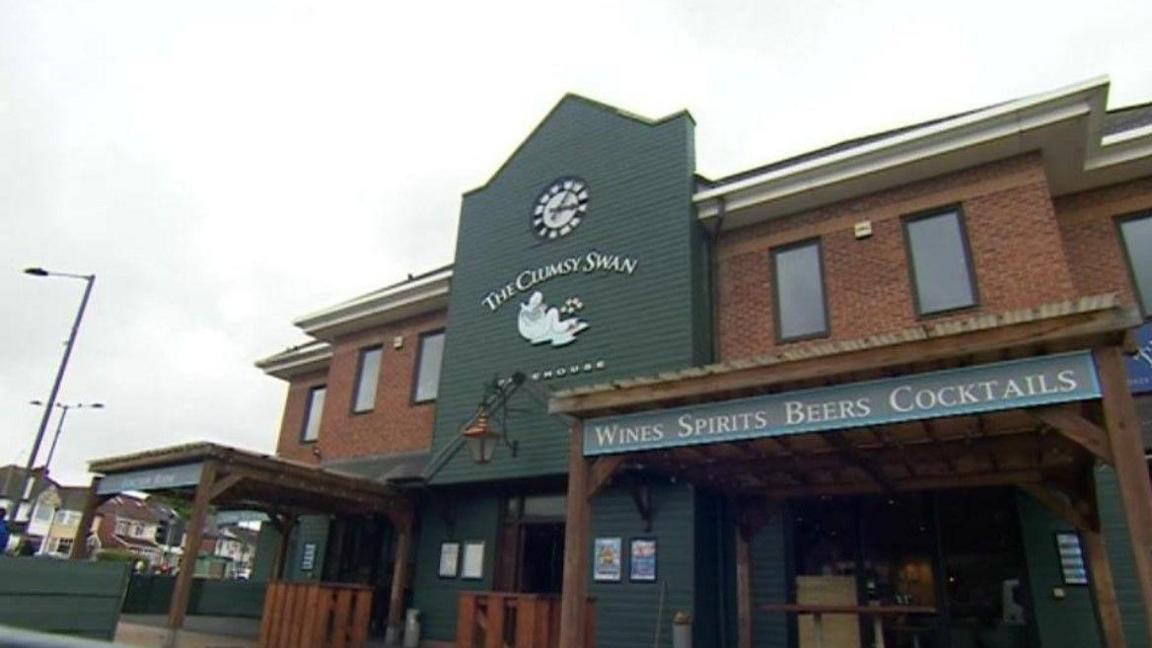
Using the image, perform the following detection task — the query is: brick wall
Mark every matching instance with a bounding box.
[1055,176,1152,308]
[274,309,447,463]
[716,154,1081,361]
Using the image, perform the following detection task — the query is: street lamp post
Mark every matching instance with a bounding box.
[17,268,96,528]
[29,401,105,474]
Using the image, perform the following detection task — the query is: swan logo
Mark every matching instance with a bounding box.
[517,291,589,347]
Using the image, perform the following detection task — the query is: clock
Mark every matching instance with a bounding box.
[533,177,589,239]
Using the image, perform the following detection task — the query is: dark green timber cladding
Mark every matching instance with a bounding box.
[411,492,502,641]
[0,557,130,640]
[751,508,789,648]
[1017,491,1103,648]
[430,97,704,484]
[1096,467,1151,647]
[285,514,330,581]
[590,482,695,648]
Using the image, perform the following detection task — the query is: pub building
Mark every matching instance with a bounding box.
[87,77,1152,647]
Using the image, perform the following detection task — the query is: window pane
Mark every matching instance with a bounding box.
[774,242,828,340]
[907,211,977,314]
[415,332,445,402]
[354,348,382,412]
[1121,214,1152,313]
[302,386,325,442]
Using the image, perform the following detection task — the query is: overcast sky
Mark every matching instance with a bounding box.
[2,0,1150,487]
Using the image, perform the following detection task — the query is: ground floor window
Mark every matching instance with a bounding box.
[792,488,1029,648]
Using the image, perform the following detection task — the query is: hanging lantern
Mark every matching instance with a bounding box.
[463,408,500,464]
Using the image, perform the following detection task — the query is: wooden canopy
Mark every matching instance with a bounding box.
[551,296,1152,648]
[75,442,416,643]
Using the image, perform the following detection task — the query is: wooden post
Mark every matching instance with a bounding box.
[736,528,753,648]
[68,476,101,560]
[558,421,591,648]
[1084,528,1128,648]
[269,514,297,581]
[386,511,414,643]
[167,461,217,639]
[1095,346,1152,646]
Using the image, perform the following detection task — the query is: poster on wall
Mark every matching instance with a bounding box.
[1055,532,1089,585]
[1128,323,1152,394]
[461,541,485,580]
[630,538,657,582]
[593,537,622,582]
[300,543,317,571]
[439,542,460,578]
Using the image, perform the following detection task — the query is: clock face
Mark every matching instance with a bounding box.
[533,177,589,239]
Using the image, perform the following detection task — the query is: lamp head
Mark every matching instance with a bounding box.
[23,267,49,277]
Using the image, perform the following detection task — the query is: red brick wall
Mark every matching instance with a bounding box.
[274,369,328,464]
[1055,176,1152,309]
[716,154,1080,361]
[274,310,447,463]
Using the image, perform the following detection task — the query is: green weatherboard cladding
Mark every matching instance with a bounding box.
[410,491,502,641]
[429,95,706,485]
[590,482,696,648]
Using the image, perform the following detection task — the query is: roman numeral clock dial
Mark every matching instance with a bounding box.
[533,177,589,239]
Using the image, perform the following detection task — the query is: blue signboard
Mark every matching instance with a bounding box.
[1128,323,1152,394]
[97,462,204,494]
[584,351,1101,456]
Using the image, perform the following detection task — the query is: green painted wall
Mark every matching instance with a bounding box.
[751,508,789,648]
[121,575,266,619]
[429,96,704,485]
[1017,491,1102,648]
[251,523,280,582]
[0,557,130,640]
[285,514,331,581]
[410,491,502,641]
[1096,467,1150,648]
[590,482,696,648]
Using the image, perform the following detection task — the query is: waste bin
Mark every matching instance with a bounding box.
[403,608,422,648]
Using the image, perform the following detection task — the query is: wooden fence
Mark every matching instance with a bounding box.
[0,557,130,641]
[259,581,373,648]
[456,591,596,648]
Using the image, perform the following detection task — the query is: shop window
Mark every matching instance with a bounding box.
[301,385,326,442]
[352,347,383,413]
[1119,212,1152,316]
[772,239,829,341]
[413,330,445,403]
[904,209,979,316]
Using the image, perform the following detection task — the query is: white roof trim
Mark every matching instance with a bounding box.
[255,342,333,378]
[694,77,1151,223]
[293,267,452,341]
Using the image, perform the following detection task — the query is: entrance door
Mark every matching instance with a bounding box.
[496,493,566,594]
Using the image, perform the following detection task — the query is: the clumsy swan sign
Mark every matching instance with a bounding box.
[583,351,1101,456]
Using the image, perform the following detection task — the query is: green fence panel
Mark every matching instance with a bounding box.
[0,557,130,641]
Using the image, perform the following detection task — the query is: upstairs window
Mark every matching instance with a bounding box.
[413,331,445,403]
[772,239,829,341]
[1119,213,1152,316]
[353,347,383,413]
[904,209,979,316]
[301,385,326,442]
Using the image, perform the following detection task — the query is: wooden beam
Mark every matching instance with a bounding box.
[208,473,245,501]
[1020,483,1095,532]
[824,432,897,493]
[587,455,626,499]
[69,476,103,560]
[168,460,217,635]
[1084,528,1128,648]
[757,468,1043,499]
[1094,346,1152,647]
[551,306,1138,416]
[558,421,591,648]
[1032,405,1113,463]
[386,512,414,641]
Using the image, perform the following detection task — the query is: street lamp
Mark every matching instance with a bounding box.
[18,267,96,526]
[29,401,105,474]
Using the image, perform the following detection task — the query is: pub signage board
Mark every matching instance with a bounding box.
[584,351,1101,456]
[1128,322,1152,394]
[97,462,205,494]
